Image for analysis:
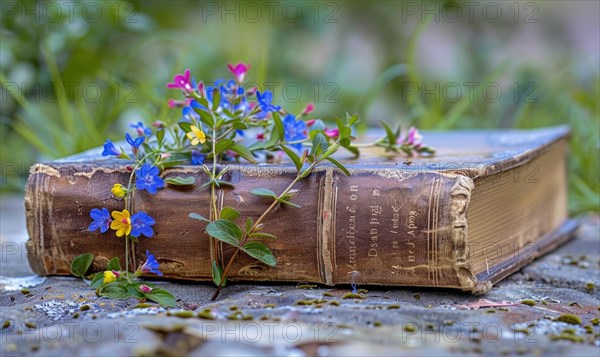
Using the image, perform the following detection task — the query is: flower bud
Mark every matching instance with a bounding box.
[103,271,117,284]
[302,103,315,116]
[139,284,153,293]
[111,184,127,198]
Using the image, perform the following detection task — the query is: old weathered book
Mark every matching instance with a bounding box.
[25,126,576,293]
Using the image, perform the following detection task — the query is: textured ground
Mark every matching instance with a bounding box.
[1,195,599,356]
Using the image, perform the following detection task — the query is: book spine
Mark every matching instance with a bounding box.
[25,162,477,289]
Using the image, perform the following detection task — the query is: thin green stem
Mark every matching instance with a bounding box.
[210,120,221,265]
[211,161,317,300]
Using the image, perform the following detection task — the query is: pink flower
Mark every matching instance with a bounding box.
[302,103,315,116]
[168,98,194,108]
[152,121,165,129]
[227,63,250,83]
[139,284,153,293]
[306,119,316,127]
[246,86,258,96]
[111,270,121,278]
[324,128,339,138]
[404,127,423,146]
[166,69,194,93]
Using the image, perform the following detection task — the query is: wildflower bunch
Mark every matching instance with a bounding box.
[72,63,434,304]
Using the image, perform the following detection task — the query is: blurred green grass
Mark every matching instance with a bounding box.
[1,0,598,214]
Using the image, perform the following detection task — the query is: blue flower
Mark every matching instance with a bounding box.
[283,114,307,151]
[140,250,162,276]
[102,139,120,156]
[256,91,281,113]
[182,100,206,122]
[130,211,156,238]
[135,164,165,194]
[191,150,205,165]
[126,133,145,150]
[129,121,152,137]
[88,208,112,233]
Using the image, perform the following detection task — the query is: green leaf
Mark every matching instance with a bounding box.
[280,145,302,172]
[340,126,352,138]
[232,121,248,130]
[345,145,360,158]
[379,120,398,145]
[230,144,257,163]
[241,242,276,267]
[347,113,360,126]
[196,97,210,109]
[211,87,221,112]
[311,133,329,157]
[101,282,129,299]
[340,137,352,148]
[189,212,210,222]
[326,157,351,176]
[145,288,177,307]
[215,180,235,188]
[127,284,145,299]
[249,232,277,240]
[106,257,121,271]
[245,217,253,233]
[215,139,235,156]
[211,260,227,287]
[220,206,240,221]
[250,188,277,199]
[277,198,301,209]
[197,108,214,128]
[158,159,189,170]
[165,176,196,186]
[156,129,165,144]
[273,112,284,138]
[70,253,94,279]
[206,219,243,246]
[178,121,192,133]
[89,273,104,289]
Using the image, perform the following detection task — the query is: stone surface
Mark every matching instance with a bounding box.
[1,196,599,356]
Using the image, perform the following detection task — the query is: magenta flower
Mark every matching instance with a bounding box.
[302,103,315,116]
[324,128,339,139]
[403,127,423,147]
[139,284,153,293]
[152,121,165,129]
[166,69,194,93]
[227,63,250,83]
[111,270,121,278]
[168,98,193,108]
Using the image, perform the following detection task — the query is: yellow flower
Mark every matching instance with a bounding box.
[111,184,127,198]
[186,125,206,145]
[103,270,116,284]
[110,209,131,237]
